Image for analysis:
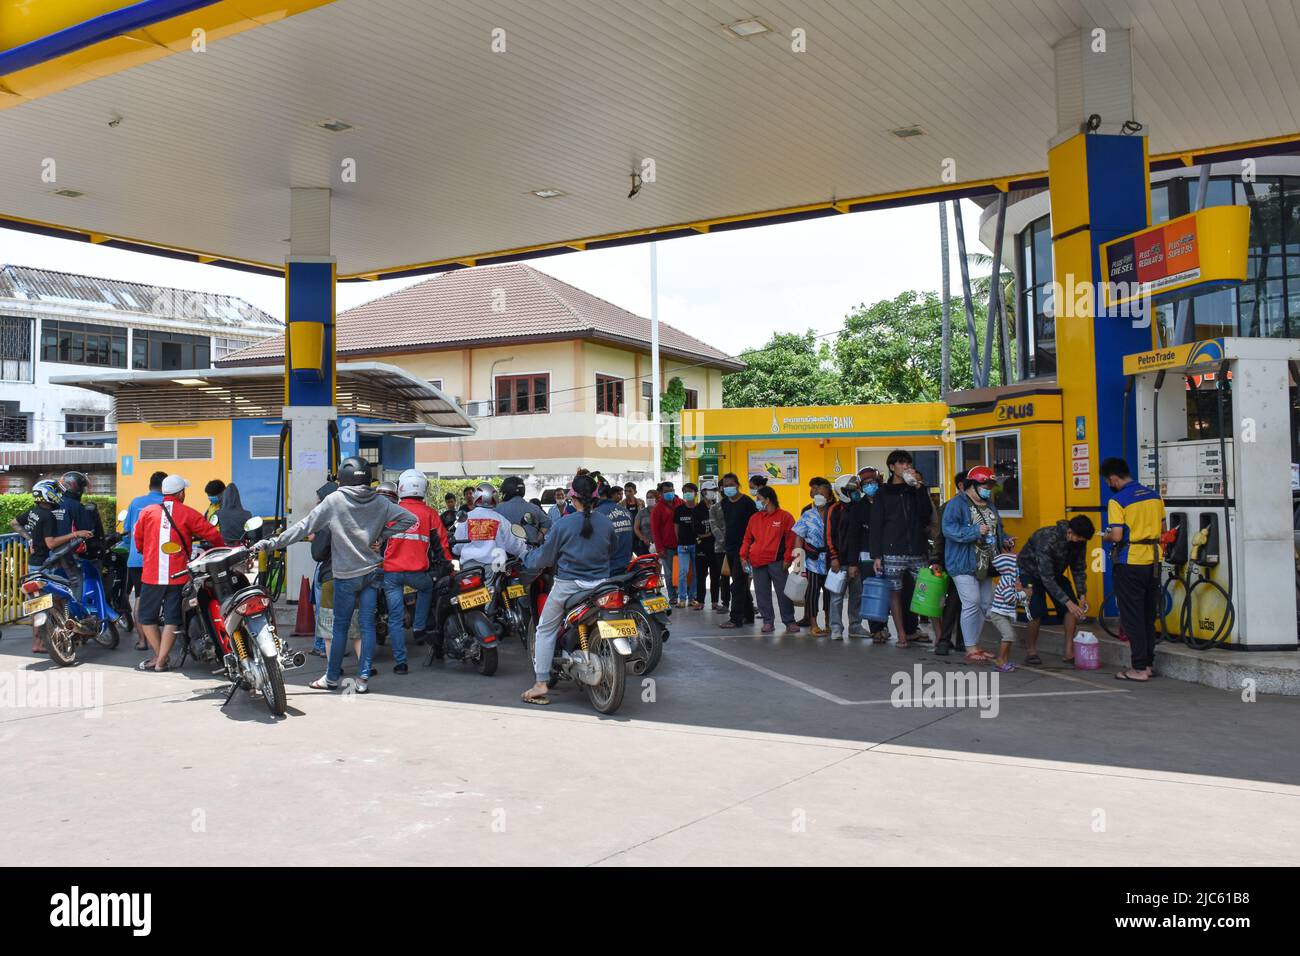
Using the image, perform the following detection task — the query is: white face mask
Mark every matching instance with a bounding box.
[812,494,827,507]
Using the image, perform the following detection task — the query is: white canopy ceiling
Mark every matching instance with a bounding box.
[1,0,1297,277]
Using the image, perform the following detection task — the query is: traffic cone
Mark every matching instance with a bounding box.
[292,576,316,636]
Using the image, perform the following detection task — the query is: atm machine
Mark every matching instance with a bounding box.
[1127,337,1299,650]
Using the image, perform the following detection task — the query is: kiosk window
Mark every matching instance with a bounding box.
[958,432,1021,515]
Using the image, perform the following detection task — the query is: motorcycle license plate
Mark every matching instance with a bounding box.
[597,618,638,640]
[458,587,491,609]
[22,594,52,616]
[506,584,526,599]
[642,596,669,614]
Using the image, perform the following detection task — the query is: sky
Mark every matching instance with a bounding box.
[0,200,988,357]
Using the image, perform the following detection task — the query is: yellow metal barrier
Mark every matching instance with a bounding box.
[0,532,30,624]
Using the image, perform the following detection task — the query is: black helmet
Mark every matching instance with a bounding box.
[60,471,89,498]
[500,475,526,501]
[336,455,371,487]
[375,480,398,501]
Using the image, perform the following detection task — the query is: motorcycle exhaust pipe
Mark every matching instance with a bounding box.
[283,651,306,670]
[630,658,648,676]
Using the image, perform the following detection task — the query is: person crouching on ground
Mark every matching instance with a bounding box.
[254,456,416,694]
[741,485,799,634]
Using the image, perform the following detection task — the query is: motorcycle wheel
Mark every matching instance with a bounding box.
[95,619,120,650]
[476,645,498,676]
[43,605,76,667]
[261,651,287,716]
[584,636,626,715]
[628,609,663,675]
[118,605,134,632]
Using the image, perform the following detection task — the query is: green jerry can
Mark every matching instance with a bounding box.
[909,567,948,617]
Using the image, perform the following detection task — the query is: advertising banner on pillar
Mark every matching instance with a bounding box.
[1101,206,1249,308]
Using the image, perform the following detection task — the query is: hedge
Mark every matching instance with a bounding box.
[0,493,117,534]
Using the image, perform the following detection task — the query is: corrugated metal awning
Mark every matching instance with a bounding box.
[0,447,116,467]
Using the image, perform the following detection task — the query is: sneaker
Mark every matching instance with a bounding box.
[393,663,408,675]
[847,630,867,639]
[830,631,843,641]
[933,640,951,656]
[761,622,775,633]
[355,678,369,694]
[784,623,800,635]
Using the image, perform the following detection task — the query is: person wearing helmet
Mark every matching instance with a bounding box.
[823,474,864,640]
[375,480,399,501]
[24,479,94,654]
[452,481,527,569]
[941,465,1005,665]
[378,469,449,675]
[254,454,416,693]
[57,470,104,546]
[521,473,617,705]
[495,475,551,546]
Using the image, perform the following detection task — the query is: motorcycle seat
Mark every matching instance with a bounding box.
[562,581,621,611]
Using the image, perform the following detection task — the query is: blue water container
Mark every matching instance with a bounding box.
[860,577,892,622]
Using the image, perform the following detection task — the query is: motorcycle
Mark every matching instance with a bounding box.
[526,574,635,715]
[618,553,669,676]
[428,563,501,675]
[179,516,303,716]
[102,512,134,632]
[21,538,120,666]
[491,555,533,648]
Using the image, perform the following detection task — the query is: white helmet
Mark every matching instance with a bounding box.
[831,473,860,504]
[397,469,428,500]
[474,481,497,506]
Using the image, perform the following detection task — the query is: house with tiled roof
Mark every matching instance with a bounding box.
[219,263,741,483]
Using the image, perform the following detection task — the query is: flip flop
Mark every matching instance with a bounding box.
[309,677,339,690]
[1114,670,1149,682]
[521,691,551,706]
[136,659,157,671]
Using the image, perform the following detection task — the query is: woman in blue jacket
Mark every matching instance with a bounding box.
[941,465,1004,664]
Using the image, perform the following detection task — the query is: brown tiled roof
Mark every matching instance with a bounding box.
[218,262,743,371]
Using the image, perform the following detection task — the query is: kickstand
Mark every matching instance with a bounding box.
[220,679,241,709]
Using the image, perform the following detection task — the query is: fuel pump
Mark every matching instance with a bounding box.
[1127,338,1298,651]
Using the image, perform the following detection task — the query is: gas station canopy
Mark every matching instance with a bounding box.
[2,0,1299,280]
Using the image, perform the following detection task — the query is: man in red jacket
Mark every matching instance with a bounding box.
[382,470,449,674]
[133,474,224,671]
[650,480,683,602]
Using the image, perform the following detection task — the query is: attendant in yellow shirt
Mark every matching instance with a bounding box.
[1102,457,1165,683]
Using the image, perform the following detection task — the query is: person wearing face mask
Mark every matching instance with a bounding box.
[673,482,703,608]
[824,474,864,640]
[741,485,799,634]
[203,479,226,523]
[869,450,940,648]
[941,465,1005,664]
[792,477,833,636]
[719,473,757,628]
[932,470,969,656]
[649,481,682,603]
[842,467,889,641]
[694,479,727,610]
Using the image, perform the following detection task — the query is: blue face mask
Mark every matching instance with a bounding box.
[978,487,992,500]
[208,495,220,504]
[850,491,862,501]
[662,491,675,502]
[723,486,738,498]
[684,492,696,502]
[863,483,879,496]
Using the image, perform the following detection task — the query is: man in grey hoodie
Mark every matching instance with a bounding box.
[255,456,415,693]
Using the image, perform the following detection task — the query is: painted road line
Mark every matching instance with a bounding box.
[686,638,1128,707]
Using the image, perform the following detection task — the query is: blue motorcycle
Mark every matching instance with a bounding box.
[21,539,120,666]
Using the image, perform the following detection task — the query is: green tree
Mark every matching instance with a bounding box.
[722,331,841,408]
[659,376,686,473]
[834,290,1003,403]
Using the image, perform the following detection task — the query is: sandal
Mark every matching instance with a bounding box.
[1025,655,1043,666]
[720,621,741,629]
[521,690,551,706]
[136,659,157,671]
[134,640,147,651]
[909,632,933,644]
[871,631,889,645]
[309,648,327,658]
[1114,670,1149,682]
[761,622,775,633]
[964,650,995,663]
[309,676,340,690]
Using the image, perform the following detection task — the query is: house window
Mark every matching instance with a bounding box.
[0,401,31,443]
[496,374,549,415]
[40,319,127,368]
[683,388,699,410]
[213,337,251,360]
[641,381,653,401]
[596,374,624,415]
[65,414,106,447]
[133,329,211,371]
[427,378,443,391]
[0,315,33,382]
[957,432,1021,515]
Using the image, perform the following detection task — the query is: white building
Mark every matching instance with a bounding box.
[0,264,281,492]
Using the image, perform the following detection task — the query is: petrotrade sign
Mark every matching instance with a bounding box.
[1101,206,1249,309]
[1122,338,1225,376]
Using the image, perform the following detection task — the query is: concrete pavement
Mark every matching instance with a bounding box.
[1,607,1297,866]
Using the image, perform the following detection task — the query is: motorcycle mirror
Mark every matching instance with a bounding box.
[160,541,182,555]
[209,514,219,526]
[510,523,527,539]
[243,516,264,532]
[116,509,128,522]
[522,512,535,525]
